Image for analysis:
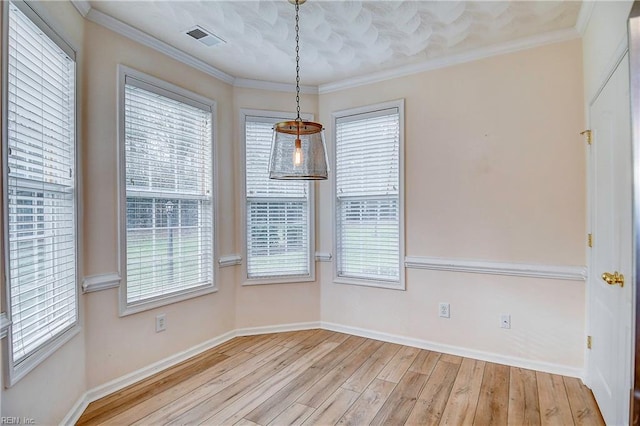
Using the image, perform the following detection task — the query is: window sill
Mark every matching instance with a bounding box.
[242,275,315,286]
[6,324,81,387]
[119,284,218,317]
[333,276,405,290]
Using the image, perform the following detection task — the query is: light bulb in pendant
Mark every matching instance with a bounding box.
[293,138,303,167]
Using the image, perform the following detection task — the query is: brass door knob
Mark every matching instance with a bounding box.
[602,271,624,287]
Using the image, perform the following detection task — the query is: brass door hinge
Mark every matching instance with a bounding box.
[587,335,592,349]
[581,129,592,145]
[588,233,593,248]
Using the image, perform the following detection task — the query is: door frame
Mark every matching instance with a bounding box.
[629,3,640,424]
[584,10,636,425]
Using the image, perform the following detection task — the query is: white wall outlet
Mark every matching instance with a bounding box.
[500,314,511,329]
[439,303,450,318]
[156,313,166,332]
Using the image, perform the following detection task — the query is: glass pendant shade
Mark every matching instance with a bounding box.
[269,120,329,180]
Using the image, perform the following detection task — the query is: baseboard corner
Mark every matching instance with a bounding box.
[59,391,89,426]
[320,321,583,378]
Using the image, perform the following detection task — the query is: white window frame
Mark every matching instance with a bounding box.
[240,109,315,285]
[1,0,80,386]
[117,65,218,316]
[332,100,405,290]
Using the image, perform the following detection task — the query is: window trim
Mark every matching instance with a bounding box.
[1,0,80,386]
[240,109,316,286]
[331,99,406,290]
[117,65,218,316]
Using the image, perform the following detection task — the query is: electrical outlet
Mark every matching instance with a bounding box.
[439,303,450,318]
[156,313,166,332]
[500,314,511,329]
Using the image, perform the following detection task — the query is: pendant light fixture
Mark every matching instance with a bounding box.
[269,0,329,180]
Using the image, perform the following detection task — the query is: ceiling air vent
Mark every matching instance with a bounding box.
[185,26,225,47]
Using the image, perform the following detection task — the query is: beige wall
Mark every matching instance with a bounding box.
[82,21,237,388]
[0,1,87,423]
[2,337,87,422]
[318,39,586,368]
[232,88,321,329]
[1,2,592,422]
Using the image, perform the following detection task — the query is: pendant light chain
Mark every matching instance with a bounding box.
[268,0,328,180]
[295,0,301,122]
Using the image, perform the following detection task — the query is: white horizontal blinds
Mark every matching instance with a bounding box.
[124,80,213,304]
[336,108,400,282]
[245,118,306,197]
[245,118,309,278]
[6,3,77,363]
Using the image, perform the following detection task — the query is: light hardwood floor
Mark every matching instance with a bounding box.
[77,329,604,425]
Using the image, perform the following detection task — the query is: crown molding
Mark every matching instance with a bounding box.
[575,0,595,36]
[85,8,236,85]
[318,27,580,94]
[82,6,316,92]
[233,78,318,95]
[78,5,581,96]
[70,0,91,17]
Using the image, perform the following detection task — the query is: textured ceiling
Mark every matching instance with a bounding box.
[89,1,582,86]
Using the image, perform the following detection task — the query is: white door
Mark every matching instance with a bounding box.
[588,53,633,426]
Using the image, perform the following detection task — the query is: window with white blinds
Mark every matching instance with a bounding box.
[244,114,312,280]
[335,103,404,287]
[121,69,214,310]
[5,1,77,371]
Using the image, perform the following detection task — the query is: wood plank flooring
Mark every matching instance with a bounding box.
[77,329,604,425]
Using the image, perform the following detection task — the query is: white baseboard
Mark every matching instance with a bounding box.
[235,321,321,336]
[321,321,584,379]
[62,320,583,424]
[61,329,236,425]
[61,323,321,425]
[60,393,89,426]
